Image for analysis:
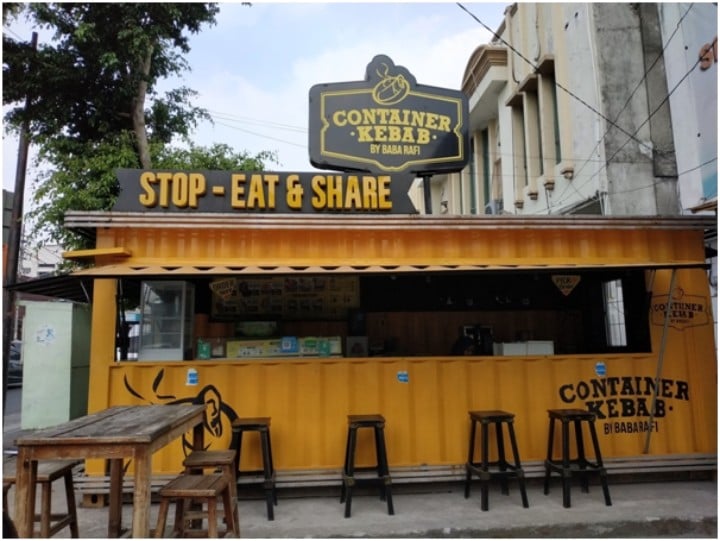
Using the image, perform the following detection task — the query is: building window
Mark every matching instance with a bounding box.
[468,136,477,215]
[550,75,561,164]
[481,129,490,206]
[603,279,627,347]
[506,91,527,208]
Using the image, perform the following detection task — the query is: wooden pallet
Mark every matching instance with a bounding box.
[75,474,178,508]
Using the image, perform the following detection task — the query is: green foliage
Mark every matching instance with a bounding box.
[26,141,279,252]
[2,4,275,254]
[3,3,219,143]
[154,143,278,171]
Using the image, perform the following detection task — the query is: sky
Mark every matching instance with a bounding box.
[2,2,507,200]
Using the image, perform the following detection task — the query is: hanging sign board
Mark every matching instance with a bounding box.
[113,169,417,214]
[308,54,469,174]
[552,275,581,296]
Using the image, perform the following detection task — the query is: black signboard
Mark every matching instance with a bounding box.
[309,55,469,174]
[112,169,417,214]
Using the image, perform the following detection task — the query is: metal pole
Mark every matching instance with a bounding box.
[422,174,432,214]
[643,268,677,454]
[3,32,37,417]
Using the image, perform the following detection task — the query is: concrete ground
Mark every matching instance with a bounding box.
[2,464,717,538]
[3,387,717,538]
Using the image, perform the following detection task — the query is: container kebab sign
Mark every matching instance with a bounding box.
[113,55,468,215]
[309,54,469,174]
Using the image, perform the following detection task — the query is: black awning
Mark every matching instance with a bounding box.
[4,274,93,304]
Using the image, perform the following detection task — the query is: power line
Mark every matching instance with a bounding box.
[456,3,714,215]
[571,3,695,182]
[551,3,697,208]
[210,118,306,149]
[207,110,306,134]
[561,37,715,206]
[677,157,717,178]
[456,2,667,158]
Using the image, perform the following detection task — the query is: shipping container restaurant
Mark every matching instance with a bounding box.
[55,211,716,482]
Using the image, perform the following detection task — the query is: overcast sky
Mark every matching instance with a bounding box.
[3,2,507,198]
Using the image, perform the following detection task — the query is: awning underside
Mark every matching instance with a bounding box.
[71,261,708,277]
[6,260,708,303]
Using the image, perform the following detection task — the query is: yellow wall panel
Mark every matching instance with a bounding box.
[101,338,716,478]
[82,220,714,480]
[96,222,707,268]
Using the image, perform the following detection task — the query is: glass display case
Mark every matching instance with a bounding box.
[138,281,195,361]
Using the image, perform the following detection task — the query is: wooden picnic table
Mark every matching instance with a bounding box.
[13,404,206,538]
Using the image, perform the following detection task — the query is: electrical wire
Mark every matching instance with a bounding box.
[570,3,696,182]
[562,37,716,207]
[456,2,668,158]
[456,3,715,215]
[210,118,306,149]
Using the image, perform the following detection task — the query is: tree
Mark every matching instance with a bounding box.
[32,139,277,254]
[2,3,272,253]
[4,3,219,160]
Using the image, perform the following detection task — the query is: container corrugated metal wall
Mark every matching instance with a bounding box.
[97,332,715,475]
[78,220,716,478]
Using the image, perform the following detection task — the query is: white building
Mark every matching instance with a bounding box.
[424,2,716,331]
[20,242,63,278]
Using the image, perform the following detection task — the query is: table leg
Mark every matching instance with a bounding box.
[14,449,37,538]
[108,459,124,537]
[193,422,204,450]
[132,450,152,538]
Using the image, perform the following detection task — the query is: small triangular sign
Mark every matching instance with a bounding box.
[552,275,581,296]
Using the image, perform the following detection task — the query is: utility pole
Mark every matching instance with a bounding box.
[3,32,37,418]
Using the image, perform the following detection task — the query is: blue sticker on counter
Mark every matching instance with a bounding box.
[595,362,607,377]
[280,336,298,353]
[397,371,409,383]
[186,368,198,386]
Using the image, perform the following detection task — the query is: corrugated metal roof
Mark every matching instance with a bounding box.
[4,274,93,303]
[63,212,718,232]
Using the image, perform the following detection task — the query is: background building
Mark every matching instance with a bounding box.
[429,2,717,329]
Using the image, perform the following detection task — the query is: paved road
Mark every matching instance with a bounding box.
[4,386,20,415]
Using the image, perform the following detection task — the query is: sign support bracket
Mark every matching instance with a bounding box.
[422,174,433,214]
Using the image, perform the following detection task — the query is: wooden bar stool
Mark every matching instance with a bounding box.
[3,458,81,538]
[230,417,277,520]
[340,414,394,518]
[183,450,239,535]
[464,410,529,510]
[154,473,237,538]
[543,408,612,508]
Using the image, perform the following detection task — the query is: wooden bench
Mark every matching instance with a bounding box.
[154,473,238,538]
[183,450,239,534]
[3,458,81,538]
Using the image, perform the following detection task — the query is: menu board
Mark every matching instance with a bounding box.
[210,275,359,320]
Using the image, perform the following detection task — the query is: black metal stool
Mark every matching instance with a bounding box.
[231,417,277,520]
[340,414,394,518]
[543,408,612,508]
[464,410,529,510]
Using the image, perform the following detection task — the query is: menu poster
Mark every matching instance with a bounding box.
[210,275,359,320]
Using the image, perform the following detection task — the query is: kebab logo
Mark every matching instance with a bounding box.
[123,370,238,456]
[651,287,709,330]
[372,61,410,105]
